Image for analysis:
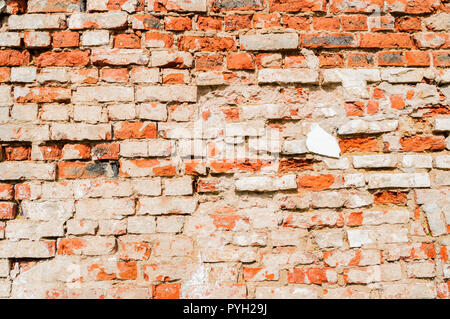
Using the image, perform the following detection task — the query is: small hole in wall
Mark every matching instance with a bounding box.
[81,0,87,12]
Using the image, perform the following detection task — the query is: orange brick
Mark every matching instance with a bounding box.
[283,15,310,30]
[253,13,281,28]
[114,34,141,49]
[224,15,252,31]
[165,16,192,31]
[101,68,129,83]
[153,283,181,299]
[313,17,340,31]
[400,136,446,152]
[36,50,90,67]
[339,137,379,153]
[196,16,221,31]
[341,15,367,31]
[52,32,80,48]
[227,53,255,70]
[0,202,17,220]
[4,145,31,161]
[114,122,157,139]
[406,51,431,66]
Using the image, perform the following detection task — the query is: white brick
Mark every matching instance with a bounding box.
[0,32,20,47]
[353,155,397,168]
[73,86,134,103]
[401,155,433,168]
[164,176,193,196]
[127,216,156,234]
[258,68,318,84]
[435,155,450,169]
[24,31,51,48]
[434,118,450,132]
[338,119,398,135]
[37,68,70,83]
[381,68,425,83]
[10,67,37,83]
[423,203,447,236]
[0,162,55,180]
[368,173,430,189]
[137,103,167,121]
[137,197,198,215]
[68,12,128,29]
[132,178,162,196]
[81,30,110,46]
[8,14,65,30]
[21,200,74,222]
[255,286,320,299]
[75,198,135,219]
[136,85,197,102]
[240,34,299,51]
[0,240,55,258]
[51,123,111,140]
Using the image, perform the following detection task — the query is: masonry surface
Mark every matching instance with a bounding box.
[0,0,449,299]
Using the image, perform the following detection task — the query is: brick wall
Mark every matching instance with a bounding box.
[0,0,449,299]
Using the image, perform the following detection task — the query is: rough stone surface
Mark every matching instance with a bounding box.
[0,1,448,300]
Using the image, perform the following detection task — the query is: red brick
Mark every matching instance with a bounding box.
[318,53,344,68]
[347,52,376,67]
[269,0,325,12]
[297,174,335,191]
[313,17,340,31]
[224,15,252,31]
[374,191,408,205]
[227,53,255,70]
[360,33,413,48]
[288,267,337,284]
[52,32,80,48]
[4,146,31,161]
[58,162,110,179]
[283,15,310,30]
[400,136,446,152]
[0,67,10,82]
[253,13,281,28]
[0,50,30,66]
[153,283,181,299]
[341,15,367,31]
[196,55,223,71]
[406,51,431,66]
[197,16,222,31]
[114,122,157,139]
[395,17,421,32]
[345,102,365,117]
[114,34,141,49]
[433,51,450,67]
[162,16,190,31]
[101,68,129,83]
[0,202,17,220]
[39,145,63,160]
[390,94,406,110]
[179,36,236,52]
[302,33,357,48]
[339,137,379,153]
[91,143,119,160]
[378,51,405,66]
[36,51,90,67]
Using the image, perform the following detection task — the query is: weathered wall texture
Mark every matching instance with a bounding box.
[0,0,449,299]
